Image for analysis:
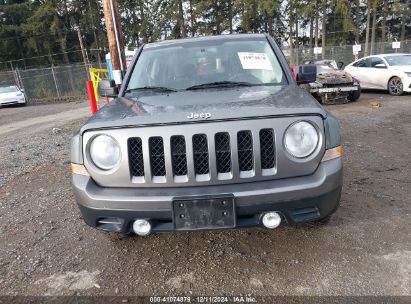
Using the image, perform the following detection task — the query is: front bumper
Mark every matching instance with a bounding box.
[0,98,26,105]
[72,158,342,233]
[403,77,411,92]
[315,86,359,93]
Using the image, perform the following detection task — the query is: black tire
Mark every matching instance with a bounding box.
[347,86,361,102]
[388,76,404,96]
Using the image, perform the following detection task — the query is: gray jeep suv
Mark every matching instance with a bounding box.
[71,34,343,236]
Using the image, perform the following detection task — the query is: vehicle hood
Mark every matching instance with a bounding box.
[316,70,353,85]
[0,91,21,99]
[81,85,328,133]
[390,65,411,73]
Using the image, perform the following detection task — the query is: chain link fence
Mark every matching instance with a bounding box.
[0,63,98,103]
[284,40,411,65]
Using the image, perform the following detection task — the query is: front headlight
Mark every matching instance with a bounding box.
[284,121,319,158]
[405,72,411,78]
[89,134,121,170]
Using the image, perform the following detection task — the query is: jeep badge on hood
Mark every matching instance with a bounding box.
[187,112,211,119]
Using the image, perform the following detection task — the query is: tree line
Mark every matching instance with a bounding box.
[0,0,410,69]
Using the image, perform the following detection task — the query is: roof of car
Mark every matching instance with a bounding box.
[364,53,409,57]
[144,33,268,48]
[304,59,336,62]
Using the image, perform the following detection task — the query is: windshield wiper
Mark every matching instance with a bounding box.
[185,81,277,90]
[185,81,256,90]
[125,86,178,93]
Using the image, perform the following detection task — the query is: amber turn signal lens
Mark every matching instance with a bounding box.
[321,145,343,162]
[70,163,90,176]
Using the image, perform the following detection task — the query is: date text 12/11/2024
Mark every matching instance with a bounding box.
[149,296,257,303]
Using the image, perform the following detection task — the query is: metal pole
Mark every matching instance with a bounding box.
[16,68,21,88]
[51,65,61,97]
[13,69,20,88]
[77,28,90,80]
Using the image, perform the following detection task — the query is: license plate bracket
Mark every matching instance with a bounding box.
[173,196,235,230]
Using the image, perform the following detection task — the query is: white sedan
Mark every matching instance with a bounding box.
[345,53,411,95]
[0,85,26,106]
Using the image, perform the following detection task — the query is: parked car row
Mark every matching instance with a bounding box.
[292,53,410,104]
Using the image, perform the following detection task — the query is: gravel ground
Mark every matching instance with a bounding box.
[0,93,410,297]
[0,100,88,127]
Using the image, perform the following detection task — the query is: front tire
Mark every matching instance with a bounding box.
[388,77,403,96]
[347,86,361,102]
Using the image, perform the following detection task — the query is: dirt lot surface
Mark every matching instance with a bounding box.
[0,101,89,136]
[0,93,410,297]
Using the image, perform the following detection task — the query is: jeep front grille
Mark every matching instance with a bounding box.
[127,128,276,185]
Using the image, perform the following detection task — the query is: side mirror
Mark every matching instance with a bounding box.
[98,79,119,98]
[375,63,387,69]
[337,61,344,70]
[296,64,317,85]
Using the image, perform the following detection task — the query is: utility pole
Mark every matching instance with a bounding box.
[314,0,319,59]
[77,28,90,80]
[102,0,126,85]
[321,0,326,59]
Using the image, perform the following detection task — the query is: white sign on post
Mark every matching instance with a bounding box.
[314,47,322,55]
[352,44,361,54]
[392,41,401,49]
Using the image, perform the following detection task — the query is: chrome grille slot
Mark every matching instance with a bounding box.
[192,134,209,176]
[215,132,231,174]
[259,129,275,170]
[171,136,188,176]
[237,130,254,175]
[149,137,166,177]
[128,138,144,177]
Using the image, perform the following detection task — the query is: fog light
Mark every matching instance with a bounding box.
[132,219,151,236]
[262,212,281,229]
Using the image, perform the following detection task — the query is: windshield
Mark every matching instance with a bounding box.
[309,60,338,69]
[316,65,336,74]
[0,86,19,93]
[383,55,411,66]
[126,38,287,91]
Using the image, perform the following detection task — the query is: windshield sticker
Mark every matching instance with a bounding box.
[238,52,273,70]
